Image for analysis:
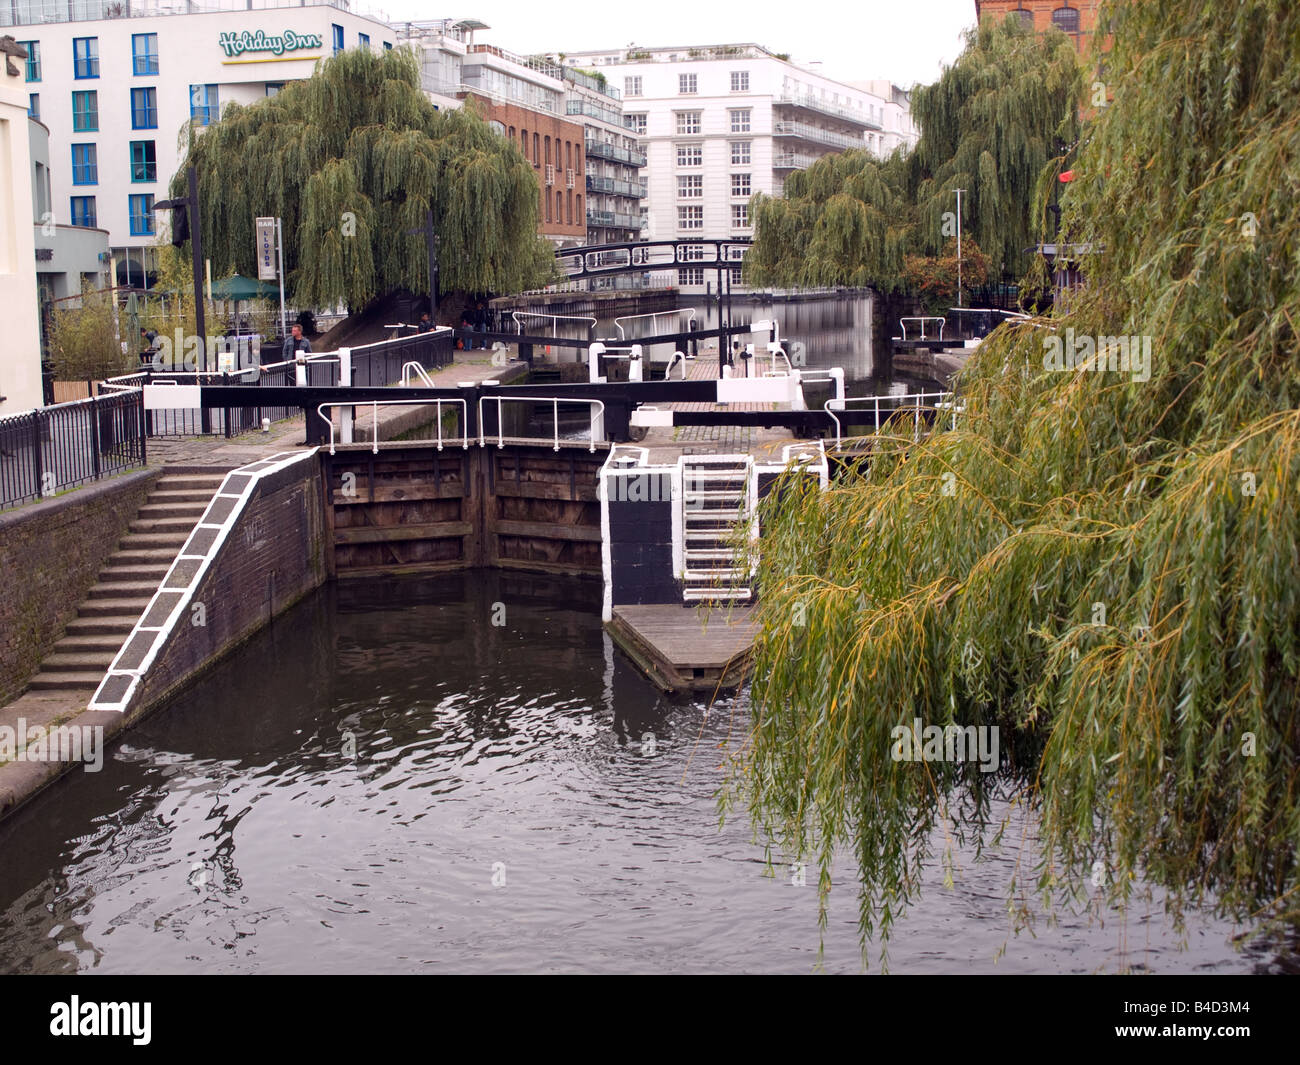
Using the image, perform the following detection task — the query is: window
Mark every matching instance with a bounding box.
[729,108,751,133]
[190,84,219,126]
[676,144,703,167]
[20,41,39,82]
[132,33,158,76]
[1051,6,1080,32]
[676,111,701,135]
[72,90,97,132]
[1014,7,1034,27]
[28,93,39,119]
[70,196,96,228]
[265,82,284,97]
[73,37,98,80]
[679,244,706,261]
[130,141,156,183]
[332,24,345,54]
[129,194,155,236]
[678,268,705,286]
[731,140,751,165]
[677,174,703,198]
[731,203,750,228]
[384,41,393,51]
[359,33,370,49]
[624,76,642,97]
[131,87,157,129]
[731,173,751,197]
[730,70,748,92]
[625,112,647,135]
[679,73,697,94]
[533,132,539,162]
[71,143,97,186]
[678,205,704,230]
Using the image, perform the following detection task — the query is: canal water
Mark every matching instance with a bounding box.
[0,572,1287,974]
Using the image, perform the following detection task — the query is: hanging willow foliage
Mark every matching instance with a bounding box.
[732,0,1300,968]
[745,15,1084,290]
[173,48,556,308]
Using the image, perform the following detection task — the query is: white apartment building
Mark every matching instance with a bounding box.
[2,0,395,285]
[565,43,914,290]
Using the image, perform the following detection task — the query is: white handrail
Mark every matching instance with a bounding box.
[511,310,597,336]
[824,390,958,446]
[477,395,606,453]
[315,399,468,455]
[613,308,697,341]
[664,352,688,380]
[898,317,947,341]
[401,361,436,388]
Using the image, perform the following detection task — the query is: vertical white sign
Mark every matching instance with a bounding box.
[255,216,277,281]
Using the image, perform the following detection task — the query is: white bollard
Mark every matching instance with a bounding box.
[339,346,353,445]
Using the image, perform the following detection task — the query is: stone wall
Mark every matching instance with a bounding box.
[0,469,160,704]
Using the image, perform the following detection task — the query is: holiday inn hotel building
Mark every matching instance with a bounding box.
[2,0,394,283]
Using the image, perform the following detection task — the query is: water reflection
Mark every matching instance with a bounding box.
[0,574,1283,974]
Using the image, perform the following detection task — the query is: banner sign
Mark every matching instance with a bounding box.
[255,217,277,281]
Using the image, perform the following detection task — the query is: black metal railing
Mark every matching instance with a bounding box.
[0,390,146,511]
[100,328,457,438]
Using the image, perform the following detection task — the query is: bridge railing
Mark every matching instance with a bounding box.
[478,396,606,453]
[315,399,469,455]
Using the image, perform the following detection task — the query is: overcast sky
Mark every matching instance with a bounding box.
[379,0,979,89]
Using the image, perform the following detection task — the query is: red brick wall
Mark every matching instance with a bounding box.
[974,1,1101,47]
[468,95,587,244]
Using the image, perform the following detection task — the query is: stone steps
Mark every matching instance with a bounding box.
[24,470,226,699]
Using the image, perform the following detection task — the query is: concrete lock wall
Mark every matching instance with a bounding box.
[0,468,160,705]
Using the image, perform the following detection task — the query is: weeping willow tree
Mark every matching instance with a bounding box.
[733,0,1300,968]
[745,14,1084,290]
[174,47,556,309]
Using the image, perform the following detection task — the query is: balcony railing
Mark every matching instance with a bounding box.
[775,93,882,130]
[586,175,646,198]
[587,209,643,229]
[773,151,823,170]
[2,0,380,27]
[567,99,624,128]
[469,44,563,82]
[773,121,862,151]
[584,140,647,167]
[564,68,621,101]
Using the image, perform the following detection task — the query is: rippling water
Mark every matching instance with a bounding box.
[0,573,1288,974]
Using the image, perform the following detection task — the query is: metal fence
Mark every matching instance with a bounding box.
[0,390,146,511]
[102,329,456,438]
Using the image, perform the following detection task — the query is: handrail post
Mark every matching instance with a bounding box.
[553,398,560,452]
[89,393,101,480]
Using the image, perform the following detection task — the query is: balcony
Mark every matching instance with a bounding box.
[773,121,861,151]
[587,209,643,230]
[775,93,882,130]
[586,175,647,198]
[773,152,822,170]
[567,99,624,128]
[564,68,621,101]
[584,140,647,167]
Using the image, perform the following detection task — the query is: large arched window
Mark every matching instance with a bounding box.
[1014,6,1034,28]
[1051,6,1081,33]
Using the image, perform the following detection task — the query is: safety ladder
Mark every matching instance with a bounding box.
[680,455,754,603]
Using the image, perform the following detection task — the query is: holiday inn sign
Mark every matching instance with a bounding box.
[218,29,323,60]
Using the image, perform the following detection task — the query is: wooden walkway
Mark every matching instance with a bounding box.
[607,603,759,694]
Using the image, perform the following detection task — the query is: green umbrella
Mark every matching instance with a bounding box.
[209,274,279,300]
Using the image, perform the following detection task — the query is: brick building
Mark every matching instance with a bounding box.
[973,2,1101,50]
[468,94,587,244]
[399,21,586,246]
